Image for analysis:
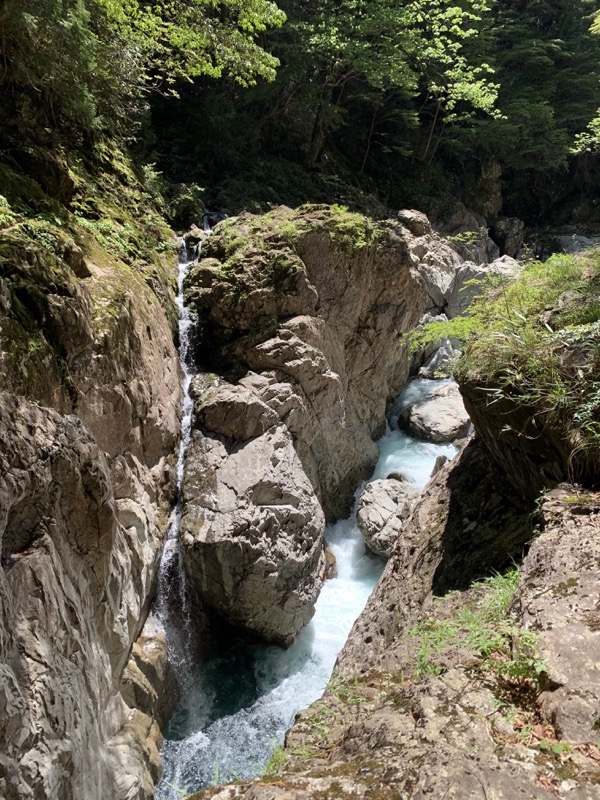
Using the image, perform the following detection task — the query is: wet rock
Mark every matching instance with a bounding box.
[356,478,418,557]
[119,616,179,733]
[399,382,470,443]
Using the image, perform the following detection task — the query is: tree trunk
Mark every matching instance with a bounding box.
[306,100,326,169]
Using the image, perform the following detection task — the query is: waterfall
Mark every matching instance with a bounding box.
[156,378,456,799]
[154,233,202,680]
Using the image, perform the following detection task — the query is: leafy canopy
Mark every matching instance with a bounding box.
[0,0,285,135]
[289,0,500,115]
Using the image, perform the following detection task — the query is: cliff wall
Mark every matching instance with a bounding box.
[0,210,182,799]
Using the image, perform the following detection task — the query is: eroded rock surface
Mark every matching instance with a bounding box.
[181,381,326,645]
[0,233,181,799]
[513,487,600,743]
[191,479,600,800]
[356,477,417,557]
[339,436,534,674]
[0,396,162,800]
[184,205,503,521]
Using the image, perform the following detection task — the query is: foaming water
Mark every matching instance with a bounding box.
[153,239,200,679]
[157,378,455,798]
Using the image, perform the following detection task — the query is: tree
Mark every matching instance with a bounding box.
[0,0,285,137]
[275,0,500,167]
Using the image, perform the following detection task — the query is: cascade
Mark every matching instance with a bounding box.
[154,231,204,679]
[156,375,456,799]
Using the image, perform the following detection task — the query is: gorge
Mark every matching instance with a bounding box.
[3,1,600,797]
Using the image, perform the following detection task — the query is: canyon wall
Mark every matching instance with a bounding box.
[0,231,181,800]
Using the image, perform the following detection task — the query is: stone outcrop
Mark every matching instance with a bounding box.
[0,396,164,800]
[414,194,500,264]
[339,435,535,674]
[513,487,600,743]
[180,380,326,645]
[178,203,523,646]
[459,377,570,504]
[0,230,181,799]
[184,205,512,522]
[491,216,525,258]
[356,477,417,557]
[398,381,470,443]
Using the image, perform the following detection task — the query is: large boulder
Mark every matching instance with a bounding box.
[399,382,470,443]
[181,382,326,645]
[356,477,418,557]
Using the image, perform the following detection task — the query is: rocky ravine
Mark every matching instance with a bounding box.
[179,204,516,644]
[0,231,181,800]
[0,200,516,799]
[189,453,600,800]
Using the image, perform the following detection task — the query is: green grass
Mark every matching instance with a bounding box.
[409,568,546,686]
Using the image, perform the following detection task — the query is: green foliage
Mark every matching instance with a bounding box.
[0,196,18,229]
[409,568,546,686]
[444,0,600,216]
[327,204,375,250]
[263,744,288,775]
[419,250,600,469]
[0,0,285,138]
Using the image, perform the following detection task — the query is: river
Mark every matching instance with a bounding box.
[156,378,455,799]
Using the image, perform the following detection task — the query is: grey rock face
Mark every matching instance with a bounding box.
[0,236,182,799]
[0,395,162,800]
[418,336,461,378]
[356,477,417,557]
[414,194,500,263]
[181,383,326,645]
[445,254,519,319]
[339,436,534,674]
[399,382,470,443]
[184,205,495,522]
[202,464,600,800]
[513,487,600,742]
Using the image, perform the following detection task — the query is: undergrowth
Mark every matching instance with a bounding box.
[413,250,600,475]
[408,568,546,686]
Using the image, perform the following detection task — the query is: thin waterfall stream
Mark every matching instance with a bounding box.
[154,234,205,680]
[155,244,457,800]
